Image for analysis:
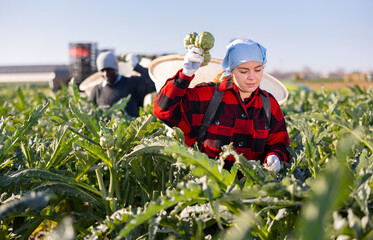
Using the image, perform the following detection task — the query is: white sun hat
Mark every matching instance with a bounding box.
[79,57,152,97]
[148,54,288,105]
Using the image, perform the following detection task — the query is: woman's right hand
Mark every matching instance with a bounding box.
[264,155,281,173]
[182,46,204,77]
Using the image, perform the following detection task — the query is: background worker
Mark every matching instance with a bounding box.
[89,51,156,117]
[153,38,290,174]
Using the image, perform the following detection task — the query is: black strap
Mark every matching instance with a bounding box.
[197,86,271,147]
[197,83,223,146]
[260,93,271,128]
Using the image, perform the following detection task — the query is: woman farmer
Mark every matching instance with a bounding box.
[153,38,290,174]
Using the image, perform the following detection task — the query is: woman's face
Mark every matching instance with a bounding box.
[231,61,263,99]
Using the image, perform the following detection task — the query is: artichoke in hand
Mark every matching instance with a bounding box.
[183,31,215,67]
[195,31,215,51]
[183,32,198,49]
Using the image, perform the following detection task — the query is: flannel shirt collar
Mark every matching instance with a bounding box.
[218,77,234,91]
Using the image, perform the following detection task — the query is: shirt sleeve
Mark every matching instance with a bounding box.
[265,96,290,162]
[153,69,215,144]
[133,64,156,96]
[153,69,194,125]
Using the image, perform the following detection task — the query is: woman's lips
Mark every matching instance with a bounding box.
[246,82,256,87]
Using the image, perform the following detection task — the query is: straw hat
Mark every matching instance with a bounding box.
[79,58,152,97]
[149,54,288,105]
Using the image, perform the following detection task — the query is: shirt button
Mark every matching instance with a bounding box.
[215,120,220,125]
[241,113,247,118]
[238,141,244,147]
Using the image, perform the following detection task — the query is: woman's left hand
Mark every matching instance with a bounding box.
[264,155,281,173]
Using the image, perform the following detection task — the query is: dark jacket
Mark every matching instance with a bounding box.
[89,64,155,117]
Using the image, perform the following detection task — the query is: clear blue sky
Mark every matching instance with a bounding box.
[1,0,372,73]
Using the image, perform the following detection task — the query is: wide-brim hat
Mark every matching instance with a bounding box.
[149,54,288,105]
[79,58,152,97]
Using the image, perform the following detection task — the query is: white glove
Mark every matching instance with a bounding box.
[126,53,139,68]
[264,155,281,173]
[182,46,204,77]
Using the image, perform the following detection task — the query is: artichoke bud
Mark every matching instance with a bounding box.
[183,31,215,66]
[100,133,114,149]
[195,31,215,51]
[183,32,198,49]
[201,51,211,67]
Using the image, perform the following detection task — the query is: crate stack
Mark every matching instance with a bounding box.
[69,42,98,85]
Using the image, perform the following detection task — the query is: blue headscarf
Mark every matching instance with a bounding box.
[221,38,267,81]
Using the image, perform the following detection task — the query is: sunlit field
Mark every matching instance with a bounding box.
[0,81,372,239]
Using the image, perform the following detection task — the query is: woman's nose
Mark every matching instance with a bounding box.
[248,72,255,79]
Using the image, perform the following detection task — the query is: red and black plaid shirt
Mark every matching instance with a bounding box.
[153,69,290,163]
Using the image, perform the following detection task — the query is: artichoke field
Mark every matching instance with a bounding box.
[0,81,372,240]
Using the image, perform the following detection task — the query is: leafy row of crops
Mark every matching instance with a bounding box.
[0,81,372,239]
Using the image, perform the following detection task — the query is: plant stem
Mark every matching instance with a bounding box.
[95,168,110,214]
[107,148,121,205]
